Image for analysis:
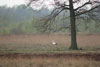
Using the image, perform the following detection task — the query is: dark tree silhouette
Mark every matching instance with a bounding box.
[25,0,100,50]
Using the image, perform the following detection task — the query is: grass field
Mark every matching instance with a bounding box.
[0,33,100,67]
[0,33,100,53]
[0,55,100,67]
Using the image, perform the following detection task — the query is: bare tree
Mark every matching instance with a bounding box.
[25,0,100,50]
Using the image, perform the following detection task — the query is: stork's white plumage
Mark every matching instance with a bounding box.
[52,40,57,45]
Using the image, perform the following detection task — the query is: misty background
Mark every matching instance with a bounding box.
[0,4,100,35]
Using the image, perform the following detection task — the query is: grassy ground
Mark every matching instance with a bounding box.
[0,34,100,67]
[0,56,100,67]
[0,33,100,54]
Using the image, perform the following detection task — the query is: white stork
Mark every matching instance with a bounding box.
[52,40,57,45]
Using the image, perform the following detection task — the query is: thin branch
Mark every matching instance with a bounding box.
[27,0,45,6]
[75,4,100,16]
[61,2,70,10]
[38,8,64,32]
[52,26,69,32]
[74,2,92,11]
[27,0,38,6]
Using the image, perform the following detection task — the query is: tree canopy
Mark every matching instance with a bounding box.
[25,0,100,50]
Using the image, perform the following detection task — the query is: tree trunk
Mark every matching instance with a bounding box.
[69,0,78,50]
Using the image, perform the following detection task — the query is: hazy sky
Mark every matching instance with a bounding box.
[0,0,25,7]
[0,0,98,10]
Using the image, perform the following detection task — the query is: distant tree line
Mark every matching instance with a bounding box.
[0,5,100,35]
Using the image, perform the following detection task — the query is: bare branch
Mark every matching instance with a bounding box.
[74,2,92,11]
[25,0,100,32]
[52,26,69,32]
[27,0,38,6]
[37,8,64,32]
[75,4,100,16]
[54,1,70,10]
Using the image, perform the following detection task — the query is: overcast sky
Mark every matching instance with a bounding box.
[0,0,25,7]
[0,0,98,10]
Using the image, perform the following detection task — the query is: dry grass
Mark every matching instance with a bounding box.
[0,33,100,46]
[0,33,100,53]
[0,57,100,67]
[0,33,100,67]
